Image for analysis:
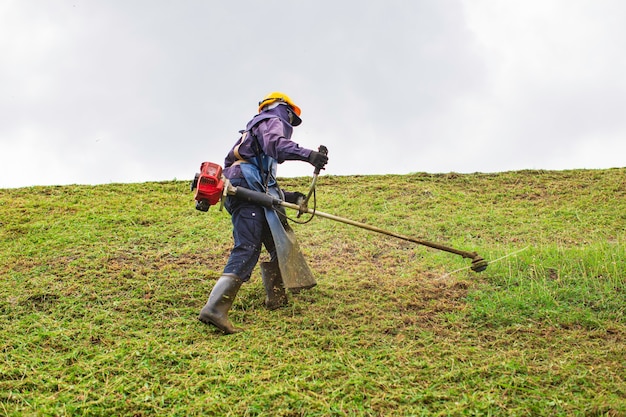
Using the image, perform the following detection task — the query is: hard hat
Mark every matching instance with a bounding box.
[258,92,301,116]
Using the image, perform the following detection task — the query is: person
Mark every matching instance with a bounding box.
[198,92,329,334]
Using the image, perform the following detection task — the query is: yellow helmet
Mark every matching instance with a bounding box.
[258,92,301,116]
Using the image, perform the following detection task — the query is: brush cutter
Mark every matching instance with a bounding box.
[229,184,488,273]
[191,160,488,277]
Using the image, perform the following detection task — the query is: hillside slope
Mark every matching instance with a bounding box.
[1,168,624,416]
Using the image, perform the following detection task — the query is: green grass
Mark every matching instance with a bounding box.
[1,168,624,416]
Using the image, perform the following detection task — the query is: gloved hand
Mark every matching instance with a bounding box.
[283,191,306,204]
[308,150,329,169]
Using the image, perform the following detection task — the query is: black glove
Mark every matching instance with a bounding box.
[283,191,306,204]
[308,151,329,169]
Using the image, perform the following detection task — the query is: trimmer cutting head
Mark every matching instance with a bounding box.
[470,255,488,272]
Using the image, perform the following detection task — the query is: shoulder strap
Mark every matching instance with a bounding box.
[249,129,273,190]
[235,128,273,190]
[233,131,248,162]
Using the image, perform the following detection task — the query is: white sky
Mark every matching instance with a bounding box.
[1,0,625,188]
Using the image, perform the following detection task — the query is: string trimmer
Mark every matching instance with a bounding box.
[191,159,488,273]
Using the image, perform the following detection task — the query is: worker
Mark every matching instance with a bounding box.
[198,92,329,334]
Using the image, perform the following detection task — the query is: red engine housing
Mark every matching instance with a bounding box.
[193,162,224,208]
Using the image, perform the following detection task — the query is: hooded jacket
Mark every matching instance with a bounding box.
[223,105,312,184]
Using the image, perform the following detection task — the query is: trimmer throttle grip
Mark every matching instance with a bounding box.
[313,145,328,175]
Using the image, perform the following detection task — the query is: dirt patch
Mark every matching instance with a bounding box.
[20,293,60,312]
[397,278,473,328]
[104,249,230,273]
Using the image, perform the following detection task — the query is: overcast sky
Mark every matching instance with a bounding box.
[1,0,625,189]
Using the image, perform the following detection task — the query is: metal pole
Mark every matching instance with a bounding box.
[279,201,479,260]
[225,181,488,271]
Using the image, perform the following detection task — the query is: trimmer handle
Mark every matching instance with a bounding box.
[313,145,328,175]
[299,145,328,218]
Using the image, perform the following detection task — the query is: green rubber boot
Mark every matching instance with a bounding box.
[198,274,243,334]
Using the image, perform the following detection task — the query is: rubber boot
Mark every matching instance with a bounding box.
[198,274,243,334]
[260,261,288,310]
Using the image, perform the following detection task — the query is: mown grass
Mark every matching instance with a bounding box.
[1,168,624,416]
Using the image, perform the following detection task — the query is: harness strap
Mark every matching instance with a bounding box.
[233,131,248,162]
[232,126,273,190]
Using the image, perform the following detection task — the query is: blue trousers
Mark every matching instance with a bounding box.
[222,179,277,281]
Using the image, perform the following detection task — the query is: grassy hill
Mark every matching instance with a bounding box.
[1,168,624,416]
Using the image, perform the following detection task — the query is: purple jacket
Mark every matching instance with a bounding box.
[223,105,312,181]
